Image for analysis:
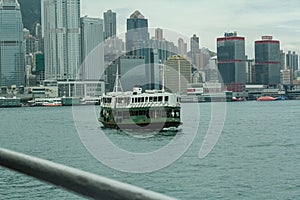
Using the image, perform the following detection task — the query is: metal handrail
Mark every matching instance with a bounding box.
[0,148,177,200]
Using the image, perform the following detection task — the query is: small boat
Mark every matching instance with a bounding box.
[232,97,246,102]
[257,96,276,101]
[42,99,62,107]
[275,96,288,100]
[42,102,62,107]
[98,68,182,131]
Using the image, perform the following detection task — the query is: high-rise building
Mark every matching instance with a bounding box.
[190,34,200,67]
[43,0,81,80]
[217,32,246,86]
[34,52,45,84]
[163,55,192,93]
[155,28,163,41]
[24,28,37,54]
[286,51,298,73]
[103,9,116,39]
[126,10,151,87]
[0,0,24,87]
[80,16,104,80]
[280,50,285,70]
[35,23,43,52]
[178,38,187,56]
[104,55,145,92]
[254,36,281,85]
[125,10,149,55]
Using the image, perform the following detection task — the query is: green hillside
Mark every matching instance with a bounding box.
[18,0,41,35]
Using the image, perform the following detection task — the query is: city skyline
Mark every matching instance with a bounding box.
[81,0,300,58]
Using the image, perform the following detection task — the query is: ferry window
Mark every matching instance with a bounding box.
[165,96,169,102]
[145,97,148,102]
[149,97,153,102]
[158,96,162,101]
[154,97,157,102]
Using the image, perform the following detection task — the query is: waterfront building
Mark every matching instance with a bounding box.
[254,36,281,85]
[103,9,116,39]
[217,32,246,87]
[0,0,25,87]
[42,0,81,80]
[57,80,105,97]
[281,68,293,85]
[286,51,299,73]
[163,55,193,94]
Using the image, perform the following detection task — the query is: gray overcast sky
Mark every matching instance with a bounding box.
[81,0,300,58]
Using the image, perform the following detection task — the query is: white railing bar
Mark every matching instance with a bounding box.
[0,148,177,200]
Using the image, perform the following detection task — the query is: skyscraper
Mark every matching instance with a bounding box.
[103,9,116,39]
[190,34,200,67]
[0,0,24,87]
[178,38,187,56]
[35,23,43,52]
[80,16,104,80]
[43,0,81,80]
[286,51,298,73]
[217,32,246,86]
[125,10,149,55]
[155,28,163,41]
[254,36,281,85]
[126,10,151,87]
[81,16,103,62]
[164,55,192,93]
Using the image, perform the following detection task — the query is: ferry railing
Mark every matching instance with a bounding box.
[0,147,177,200]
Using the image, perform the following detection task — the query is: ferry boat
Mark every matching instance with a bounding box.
[98,70,182,130]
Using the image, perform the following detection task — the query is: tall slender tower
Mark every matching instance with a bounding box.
[103,9,116,39]
[286,51,298,73]
[0,0,24,87]
[190,34,200,66]
[43,0,81,80]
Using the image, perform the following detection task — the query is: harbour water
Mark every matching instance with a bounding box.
[0,101,300,199]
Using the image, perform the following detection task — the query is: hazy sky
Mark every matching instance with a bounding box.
[81,0,300,58]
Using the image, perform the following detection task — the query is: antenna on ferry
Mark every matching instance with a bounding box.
[160,60,165,93]
[113,63,123,93]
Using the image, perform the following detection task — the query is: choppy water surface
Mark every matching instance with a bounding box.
[0,101,300,199]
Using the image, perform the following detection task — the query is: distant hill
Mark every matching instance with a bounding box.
[18,0,41,35]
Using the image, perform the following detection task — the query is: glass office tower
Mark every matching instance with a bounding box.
[0,0,24,86]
